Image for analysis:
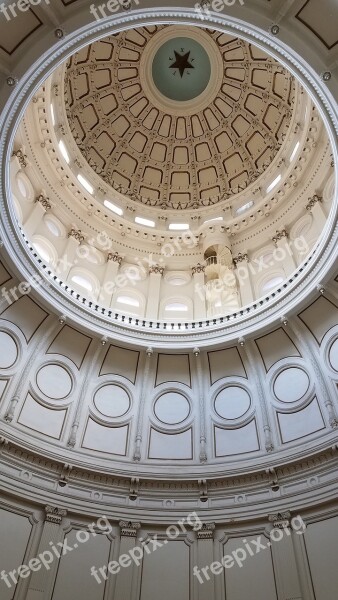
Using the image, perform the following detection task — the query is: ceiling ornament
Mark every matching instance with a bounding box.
[65,25,296,211]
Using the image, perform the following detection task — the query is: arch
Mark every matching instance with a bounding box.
[68,267,100,301]
[112,288,145,317]
[160,296,193,320]
[31,234,58,269]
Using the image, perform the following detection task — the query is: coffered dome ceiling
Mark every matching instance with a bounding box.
[65,25,296,210]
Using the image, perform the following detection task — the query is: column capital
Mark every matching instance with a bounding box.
[68,227,84,243]
[45,505,67,524]
[306,194,322,211]
[107,251,122,264]
[272,229,288,244]
[233,252,249,266]
[197,522,215,540]
[192,262,205,275]
[149,264,164,275]
[119,521,141,537]
[12,147,28,168]
[268,511,291,529]
[35,193,51,211]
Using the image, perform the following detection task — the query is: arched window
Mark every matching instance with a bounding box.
[112,289,145,317]
[160,297,193,320]
[68,268,100,300]
[31,235,58,268]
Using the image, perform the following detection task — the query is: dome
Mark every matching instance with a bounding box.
[0,3,338,600]
[64,25,296,209]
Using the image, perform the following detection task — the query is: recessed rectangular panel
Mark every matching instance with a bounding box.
[18,394,66,439]
[148,428,193,460]
[156,354,191,387]
[296,0,338,49]
[304,516,338,600]
[208,347,246,384]
[215,420,259,456]
[100,345,139,383]
[278,398,325,443]
[140,540,190,600]
[298,297,338,344]
[0,9,42,55]
[0,509,32,600]
[223,535,278,600]
[82,419,129,455]
[47,326,92,369]
[255,328,300,371]
[0,261,11,286]
[52,529,111,600]
[1,296,48,341]
[0,379,8,399]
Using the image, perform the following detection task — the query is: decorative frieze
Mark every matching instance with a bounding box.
[306,194,322,211]
[45,505,67,524]
[192,262,206,275]
[268,511,291,529]
[233,252,249,266]
[272,229,288,244]
[197,522,215,540]
[119,521,141,537]
[68,228,84,243]
[12,148,28,168]
[107,251,122,265]
[35,193,51,211]
[149,264,164,275]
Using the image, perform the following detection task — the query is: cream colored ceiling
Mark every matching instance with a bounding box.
[64,26,296,210]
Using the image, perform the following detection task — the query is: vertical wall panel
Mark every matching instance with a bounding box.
[140,540,190,600]
[0,508,32,600]
[304,517,338,600]
[223,536,278,600]
[52,530,111,600]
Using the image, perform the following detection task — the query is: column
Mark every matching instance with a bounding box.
[268,512,303,600]
[306,194,326,236]
[56,228,84,280]
[24,194,51,238]
[194,349,208,462]
[233,253,254,305]
[67,340,107,447]
[114,521,141,600]
[133,348,153,461]
[287,317,338,427]
[241,339,274,452]
[195,523,215,599]
[272,229,296,276]
[192,263,206,320]
[99,251,122,307]
[4,316,59,422]
[291,527,316,600]
[145,265,164,320]
[26,506,67,600]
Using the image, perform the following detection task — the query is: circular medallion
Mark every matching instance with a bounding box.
[0,332,17,369]
[37,364,72,399]
[140,26,224,116]
[94,385,130,418]
[274,367,309,402]
[152,37,211,101]
[154,392,190,424]
[214,387,251,420]
[329,339,338,372]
